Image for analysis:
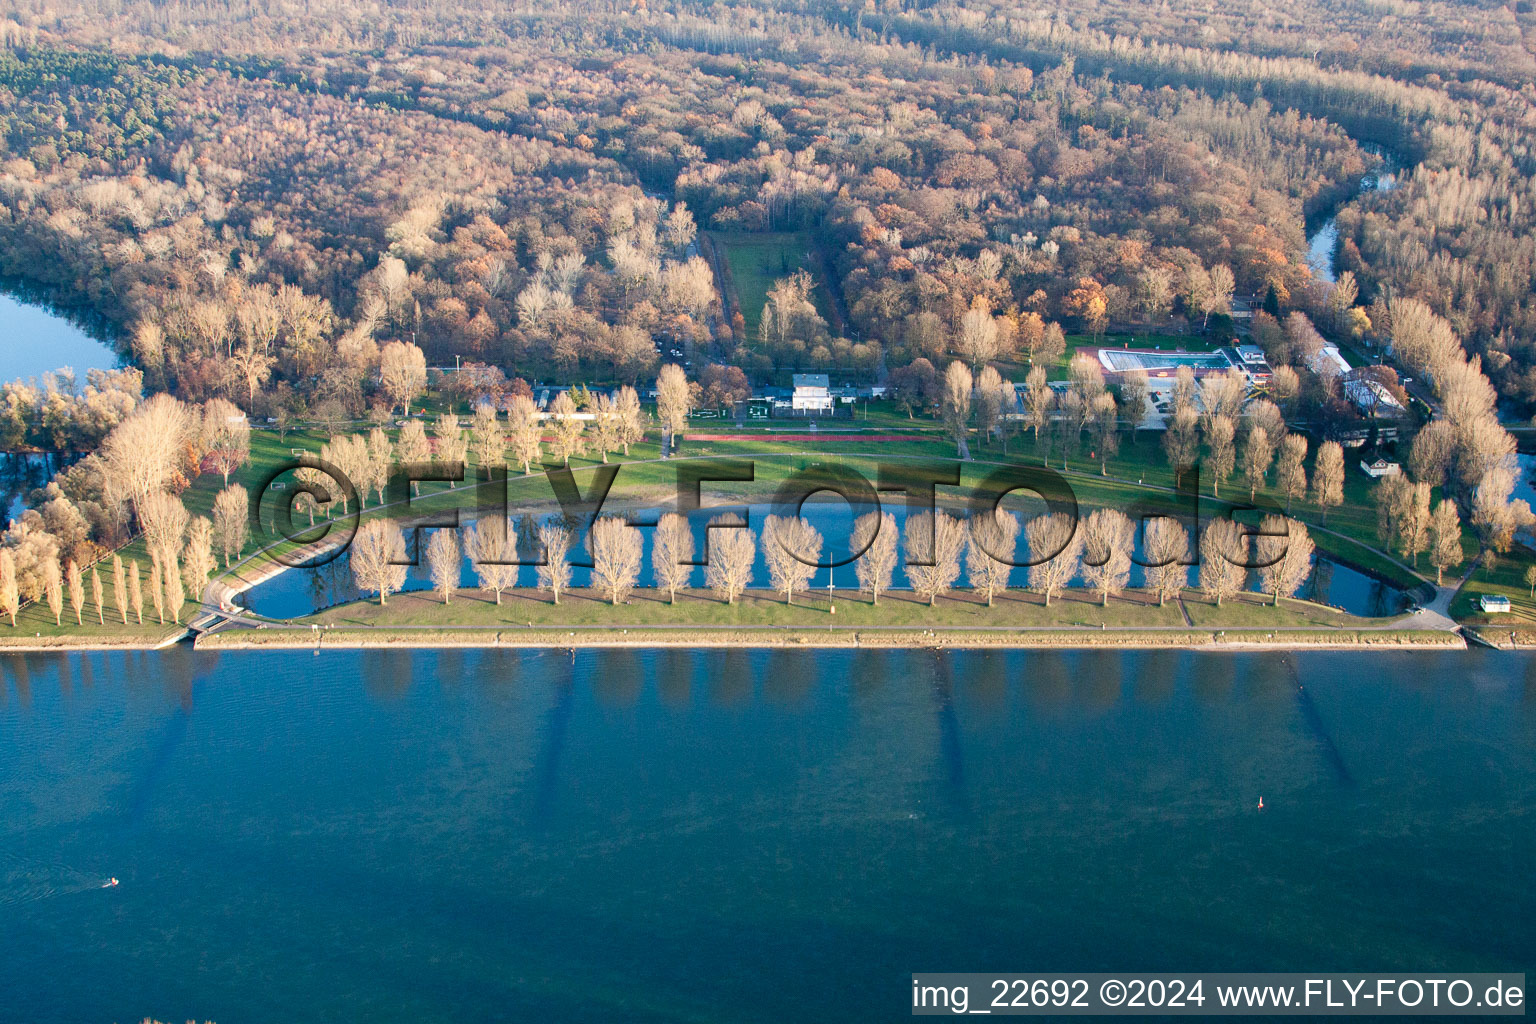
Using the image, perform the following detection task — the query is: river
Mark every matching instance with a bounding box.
[1306,145,1401,284]
[0,648,1529,1022]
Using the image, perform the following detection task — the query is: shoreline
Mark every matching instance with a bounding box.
[187,626,1466,652]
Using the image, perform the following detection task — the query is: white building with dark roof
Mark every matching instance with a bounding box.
[791,373,833,413]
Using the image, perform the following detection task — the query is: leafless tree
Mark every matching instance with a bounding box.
[1428,499,1463,585]
[704,515,755,605]
[464,517,518,604]
[0,550,17,627]
[1276,434,1308,513]
[1199,519,1248,607]
[426,528,460,604]
[1142,519,1189,605]
[1242,425,1273,499]
[396,419,432,491]
[656,363,692,449]
[163,553,184,624]
[548,392,586,466]
[112,554,127,624]
[44,555,63,626]
[1312,441,1345,523]
[763,515,822,605]
[505,394,543,474]
[905,510,966,605]
[1025,512,1082,607]
[201,397,251,485]
[652,512,694,604]
[1409,420,1456,490]
[852,511,897,605]
[967,508,1019,606]
[100,393,193,520]
[537,522,573,604]
[590,516,644,604]
[941,361,973,459]
[212,485,250,568]
[470,402,503,472]
[182,515,216,602]
[1256,515,1313,605]
[379,340,427,415]
[1204,414,1236,497]
[959,295,1000,368]
[148,560,163,625]
[615,385,647,455]
[1024,365,1053,444]
[129,560,143,625]
[1470,466,1535,556]
[90,565,105,624]
[1080,508,1133,606]
[139,490,188,569]
[1162,406,1200,472]
[351,518,409,605]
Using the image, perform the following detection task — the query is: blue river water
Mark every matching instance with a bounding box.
[0,648,1531,1022]
[0,291,120,384]
[238,502,1409,619]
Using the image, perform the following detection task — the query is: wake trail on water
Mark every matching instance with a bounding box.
[1280,656,1356,787]
[0,854,111,907]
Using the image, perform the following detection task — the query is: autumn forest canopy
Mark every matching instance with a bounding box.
[0,0,1533,414]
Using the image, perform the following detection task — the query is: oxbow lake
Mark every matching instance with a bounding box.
[0,290,121,384]
[0,647,1531,1023]
[238,502,1410,619]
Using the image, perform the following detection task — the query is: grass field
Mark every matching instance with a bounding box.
[710,231,834,338]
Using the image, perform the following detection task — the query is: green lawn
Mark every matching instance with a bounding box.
[279,582,1394,633]
[710,231,834,337]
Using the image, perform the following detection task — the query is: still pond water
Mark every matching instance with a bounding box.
[0,647,1531,1023]
[0,291,120,384]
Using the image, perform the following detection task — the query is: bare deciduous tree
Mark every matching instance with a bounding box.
[1256,515,1313,605]
[1080,508,1133,606]
[44,555,63,626]
[763,515,822,605]
[537,522,573,604]
[1142,518,1189,605]
[905,510,966,605]
[464,517,518,604]
[652,512,694,604]
[0,550,17,627]
[589,516,644,604]
[470,402,503,472]
[351,519,409,605]
[967,508,1019,606]
[1276,434,1308,513]
[547,392,586,466]
[656,363,692,450]
[112,554,127,624]
[1199,519,1248,607]
[704,515,755,605]
[505,394,543,474]
[182,516,216,602]
[426,528,460,604]
[212,484,250,567]
[1428,499,1463,585]
[1243,425,1273,499]
[90,565,105,624]
[396,419,432,491]
[129,560,143,625]
[615,385,646,455]
[1312,441,1345,523]
[941,361,973,459]
[67,559,85,625]
[1204,414,1236,497]
[379,340,427,415]
[1025,512,1082,607]
[852,510,897,605]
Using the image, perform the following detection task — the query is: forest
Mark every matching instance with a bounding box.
[2,0,1526,407]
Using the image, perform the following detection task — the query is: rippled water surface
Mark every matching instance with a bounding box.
[1,648,1531,1023]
